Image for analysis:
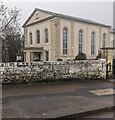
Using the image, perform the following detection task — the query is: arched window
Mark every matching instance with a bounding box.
[91,32,95,55]
[36,30,40,44]
[45,29,48,43]
[102,33,106,48]
[63,27,68,54]
[29,32,32,45]
[78,30,83,53]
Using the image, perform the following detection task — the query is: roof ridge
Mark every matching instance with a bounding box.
[35,8,111,27]
[35,8,56,16]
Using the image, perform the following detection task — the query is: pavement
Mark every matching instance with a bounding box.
[2,79,115,119]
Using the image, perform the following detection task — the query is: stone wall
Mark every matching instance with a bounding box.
[0,59,106,84]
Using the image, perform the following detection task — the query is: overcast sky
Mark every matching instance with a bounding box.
[2,0,114,28]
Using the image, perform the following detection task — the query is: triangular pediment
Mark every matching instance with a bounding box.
[23,8,55,27]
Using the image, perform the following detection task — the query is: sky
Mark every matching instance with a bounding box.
[2,0,114,28]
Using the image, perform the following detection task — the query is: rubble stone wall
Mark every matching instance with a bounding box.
[0,59,106,84]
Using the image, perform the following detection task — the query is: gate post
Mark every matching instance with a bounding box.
[113,59,115,79]
[106,64,108,79]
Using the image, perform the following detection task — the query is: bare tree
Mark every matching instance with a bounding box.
[0,1,21,33]
[0,1,23,62]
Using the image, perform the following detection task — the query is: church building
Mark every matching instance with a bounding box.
[23,8,111,62]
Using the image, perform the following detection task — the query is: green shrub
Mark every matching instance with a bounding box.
[96,50,102,59]
[57,58,63,61]
[75,52,87,60]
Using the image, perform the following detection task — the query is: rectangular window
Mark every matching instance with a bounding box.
[45,51,49,61]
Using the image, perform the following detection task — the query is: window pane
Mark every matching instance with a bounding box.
[113,40,115,47]
[78,30,83,53]
[29,32,32,44]
[37,30,40,44]
[91,32,95,54]
[45,29,48,43]
[63,28,68,54]
[102,33,106,48]
[45,51,49,61]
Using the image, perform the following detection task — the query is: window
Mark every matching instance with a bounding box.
[78,30,83,53]
[102,33,106,48]
[91,32,95,55]
[63,27,68,54]
[36,30,40,44]
[45,29,48,43]
[45,51,49,61]
[29,32,32,44]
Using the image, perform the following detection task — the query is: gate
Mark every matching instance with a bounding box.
[113,59,115,78]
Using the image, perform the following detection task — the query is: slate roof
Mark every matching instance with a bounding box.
[23,8,111,28]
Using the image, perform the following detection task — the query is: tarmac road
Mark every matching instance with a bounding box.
[2,80,114,97]
[82,110,114,118]
[2,80,115,119]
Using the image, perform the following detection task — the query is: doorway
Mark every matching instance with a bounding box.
[34,52,41,61]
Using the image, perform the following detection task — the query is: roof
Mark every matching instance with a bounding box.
[23,8,111,28]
